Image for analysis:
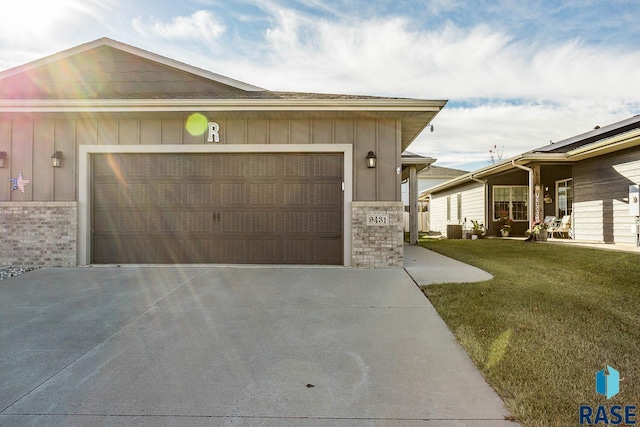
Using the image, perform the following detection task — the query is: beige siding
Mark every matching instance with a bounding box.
[429,193,449,234]
[1,116,403,203]
[573,200,604,242]
[430,182,485,234]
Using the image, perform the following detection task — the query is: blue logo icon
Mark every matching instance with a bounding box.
[596,366,620,399]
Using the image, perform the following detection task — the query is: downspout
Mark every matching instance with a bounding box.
[470,174,488,232]
[512,160,534,226]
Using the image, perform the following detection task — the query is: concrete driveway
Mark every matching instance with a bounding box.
[0,266,515,426]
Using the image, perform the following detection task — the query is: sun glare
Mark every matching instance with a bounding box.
[0,0,84,36]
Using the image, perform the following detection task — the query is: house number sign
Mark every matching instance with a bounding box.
[367,214,389,226]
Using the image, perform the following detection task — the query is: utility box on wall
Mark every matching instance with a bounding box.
[630,185,640,216]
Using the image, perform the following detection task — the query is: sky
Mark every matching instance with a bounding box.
[1,0,639,171]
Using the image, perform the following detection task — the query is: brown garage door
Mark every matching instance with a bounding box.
[92,153,343,264]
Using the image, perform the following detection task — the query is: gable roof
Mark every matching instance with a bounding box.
[428,115,640,194]
[418,165,467,178]
[0,37,446,150]
[0,37,264,94]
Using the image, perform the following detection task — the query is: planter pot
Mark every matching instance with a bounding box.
[535,233,548,241]
[471,234,479,240]
[501,231,510,237]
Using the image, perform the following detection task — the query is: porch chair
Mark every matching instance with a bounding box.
[543,216,557,238]
[550,215,572,238]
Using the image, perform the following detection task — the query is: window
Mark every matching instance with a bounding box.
[457,193,462,221]
[493,186,528,221]
[446,196,451,221]
[556,179,573,217]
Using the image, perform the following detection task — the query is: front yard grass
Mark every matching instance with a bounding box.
[418,239,640,427]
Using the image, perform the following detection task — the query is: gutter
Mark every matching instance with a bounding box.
[512,160,534,226]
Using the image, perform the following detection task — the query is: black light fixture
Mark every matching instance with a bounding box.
[428,124,434,132]
[51,151,63,168]
[366,151,377,168]
[0,151,6,168]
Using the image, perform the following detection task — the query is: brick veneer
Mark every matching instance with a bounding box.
[351,201,404,268]
[0,202,77,267]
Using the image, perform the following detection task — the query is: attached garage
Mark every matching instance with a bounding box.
[0,37,446,268]
[92,152,343,264]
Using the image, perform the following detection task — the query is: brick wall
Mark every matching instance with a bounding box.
[351,201,404,268]
[0,202,77,267]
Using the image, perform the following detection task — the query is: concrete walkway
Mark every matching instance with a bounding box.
[404,244,493,285]
[0,264,515,426]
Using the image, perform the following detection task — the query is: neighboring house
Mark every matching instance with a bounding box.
[430,115,640,244]
[400,164,467,231]
[0,38,446,268]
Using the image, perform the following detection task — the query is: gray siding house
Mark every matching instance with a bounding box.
[430,116,640,244]
[0,38,446,267]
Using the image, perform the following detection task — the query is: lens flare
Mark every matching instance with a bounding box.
[186,113,208,136]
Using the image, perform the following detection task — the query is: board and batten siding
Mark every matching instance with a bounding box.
[429,181,485,234]
[573,147,640,244]
[0,117,401,203]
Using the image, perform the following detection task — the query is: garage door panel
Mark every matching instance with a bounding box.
[284,240,311,263]
[248,155,277,177]
[250,239,278,263]
[220,156,246,177]
[124,156,151,177]
[218,239,248,263]
[313,155,342,178]
[93,153,343,264]
[284,183,310,205]
[313,183,341,205]
[119,211,150,233]
[157,183,183,205]
[186,156,215,177]
[94,237,149,264]
[249,183,276,205]
[149,239,184,263]
[314,239,342,264]
[284,156,310,177]
[221,183,246,205]
[246,211,276,233]
[186,183,212,205]
[94,183,120,206]
[157,156,183,177]
[186,212,213,233]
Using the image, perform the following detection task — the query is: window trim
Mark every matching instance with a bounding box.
[446,195,451,221]
[492,185,529,222]
[555,178,573,218]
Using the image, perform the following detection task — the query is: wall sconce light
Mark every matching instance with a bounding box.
[51,151,63,168]
[428,124,434,132]
[366,151,377,168]
[0,151,6,168]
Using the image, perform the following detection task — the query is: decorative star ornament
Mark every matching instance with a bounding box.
[9,172,30,193]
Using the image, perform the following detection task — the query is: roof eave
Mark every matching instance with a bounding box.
[0,98,448,114]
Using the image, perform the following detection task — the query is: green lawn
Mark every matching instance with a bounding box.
[418,239,640,427]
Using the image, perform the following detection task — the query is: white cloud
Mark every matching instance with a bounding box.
[199,10,639,168]
[132,10,226,47]
[227,12,640,103]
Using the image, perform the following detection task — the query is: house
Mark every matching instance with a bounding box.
[400,163,467,231]
[429,115,640,244]
[0,38,446,267]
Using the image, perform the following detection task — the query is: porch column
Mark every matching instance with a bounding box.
[409,164,418,245]
[532,163,542,224]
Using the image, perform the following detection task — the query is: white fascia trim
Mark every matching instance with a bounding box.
[0,99,446,113]
[0,38,265,92]
[566,128,640,160]
[78,144,353,267]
